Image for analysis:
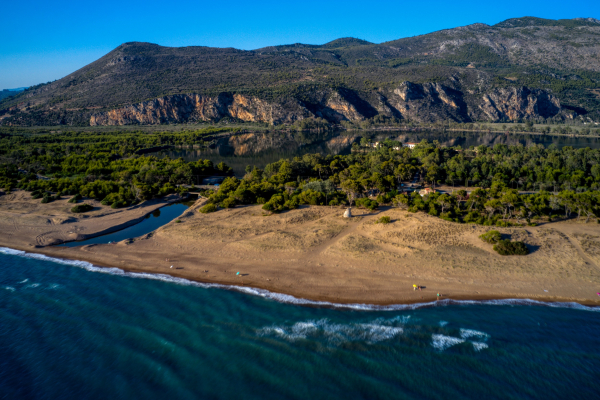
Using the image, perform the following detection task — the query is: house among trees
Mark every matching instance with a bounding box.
[404,142,418,149]
[419,188,436,197]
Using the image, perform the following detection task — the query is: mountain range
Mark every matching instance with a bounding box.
[2,16,600,127]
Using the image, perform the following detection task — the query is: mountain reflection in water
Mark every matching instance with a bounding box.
[148,130,600,177]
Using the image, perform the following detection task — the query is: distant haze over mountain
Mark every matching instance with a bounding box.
[2,16,600,126]
[0,88,27,102]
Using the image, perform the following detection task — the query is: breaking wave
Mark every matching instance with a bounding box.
[460,329,489,340]
[258,318,405,344]
[1,247,599,312]
[432,334,465,351]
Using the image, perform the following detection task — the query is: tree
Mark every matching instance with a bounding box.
[484,199,502,218]
[573,192,596,222]
[455,189,468,203]
[425,164,439,187]
[500,191,519,220]
[278,162,293,183]
[340,179,362,206]
[395,164,414,184]
[558,190,575,218]
[437,194,452,214]
[393,194,410,209]
[549,194,561,220]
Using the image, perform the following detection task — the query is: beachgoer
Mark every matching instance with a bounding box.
[437,293,440,299]
[170,265,173,269]
[413,284,417,291]
[418,286,421,291]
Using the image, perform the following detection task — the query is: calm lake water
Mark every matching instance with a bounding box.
[149,130,600,177]
[1,249,599,399]
[59,203,189,247]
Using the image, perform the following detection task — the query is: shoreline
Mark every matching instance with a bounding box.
[2,193,600,308]
[2,244,599,309]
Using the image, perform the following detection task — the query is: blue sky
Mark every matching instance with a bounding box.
[1,0,599,89]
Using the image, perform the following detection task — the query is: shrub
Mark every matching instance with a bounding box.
[221,197,236,208]
[297,189,326,205]
[464,211,484,224]
[101,193,118,205]
[32,193,43,199]
[71,203,93,213]
[200,203,217,213]
[111,200,126,209]
[262,195,286,212]
[41,194,52,204]
[68,194,82,203]
[493,240,529,255]
[284,197,299,210]
[376,216,391,224]
[355,198,378,211]
[480,230,501,244]
[440,212,454,222]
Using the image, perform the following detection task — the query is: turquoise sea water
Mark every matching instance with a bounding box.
[1,249,599,400]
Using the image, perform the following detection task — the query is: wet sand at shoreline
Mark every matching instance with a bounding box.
[1,190,600,306]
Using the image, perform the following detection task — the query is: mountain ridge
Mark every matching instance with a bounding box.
[2,16,600,126]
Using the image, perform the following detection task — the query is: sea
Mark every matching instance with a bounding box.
[1,248,599,400]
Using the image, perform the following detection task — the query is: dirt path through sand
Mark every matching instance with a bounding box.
[306,211,381,258]
[563,232,600,272]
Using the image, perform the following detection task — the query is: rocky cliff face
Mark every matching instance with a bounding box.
[90,93,312,126]
[90,83,562,126]
[479,87,561,121]
[389,82,469,122]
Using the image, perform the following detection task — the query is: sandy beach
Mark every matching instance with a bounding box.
[1,190,599,306]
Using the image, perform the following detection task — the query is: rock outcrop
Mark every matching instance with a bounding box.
[390,82,469,122]
[90,93,312,126]
[479,87,561,122]
[89,84,562,126]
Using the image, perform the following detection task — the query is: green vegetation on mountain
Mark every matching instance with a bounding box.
[2,17,600,127]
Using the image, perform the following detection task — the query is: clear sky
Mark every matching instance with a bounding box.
[1,0,599,89]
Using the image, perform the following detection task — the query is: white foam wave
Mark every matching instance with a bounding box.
[432,334,465,351]
[439,320,448,327]
[17,279,28,284]
[460,329,489,340]
[24,283,40,288]
[1,246,599,313]
[258,318,405,344]
[472,342,489,351]
[4,286,15,292]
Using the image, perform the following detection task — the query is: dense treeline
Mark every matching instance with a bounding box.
[0,128,235,208]
[1,129,599,224]
[199,139,600,224]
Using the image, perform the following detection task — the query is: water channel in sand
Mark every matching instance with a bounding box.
[58,203,191,247]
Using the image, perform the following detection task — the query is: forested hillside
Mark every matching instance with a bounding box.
[2,16,600,126]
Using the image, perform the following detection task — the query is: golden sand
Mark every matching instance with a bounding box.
[1,191,599,306]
